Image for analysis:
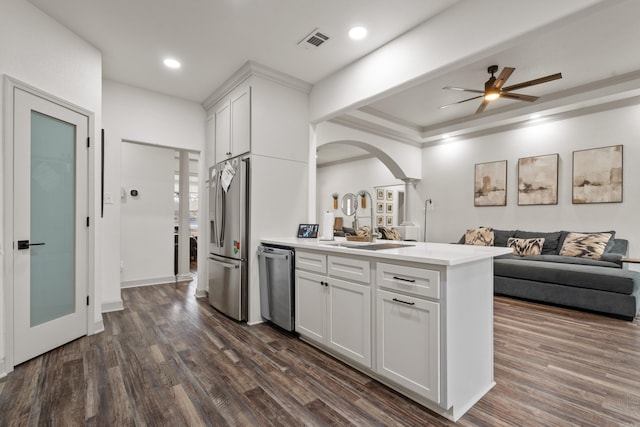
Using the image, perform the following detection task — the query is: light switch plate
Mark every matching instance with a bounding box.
[104,192,114,204]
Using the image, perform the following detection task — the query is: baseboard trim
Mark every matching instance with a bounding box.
[102,299,124,313]
[176,273,193,281]
[194,288,208,298]
[121,276,176,289]
[93,318,105,334]
[0,358,7,380]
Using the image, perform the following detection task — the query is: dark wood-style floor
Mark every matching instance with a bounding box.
[1,278,639,427]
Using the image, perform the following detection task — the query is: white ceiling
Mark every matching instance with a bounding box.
[25,0,640,166]
[26,0,458,102]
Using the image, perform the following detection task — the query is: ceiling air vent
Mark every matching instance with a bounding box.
[298,29,330,49]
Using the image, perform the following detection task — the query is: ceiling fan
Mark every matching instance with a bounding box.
[440,65,562,114]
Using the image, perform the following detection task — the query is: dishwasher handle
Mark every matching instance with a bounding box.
[257,246,292,260]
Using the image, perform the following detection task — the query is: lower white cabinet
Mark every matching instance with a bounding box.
[376,289,440,403]
[295,269,371,368]
[295,270,326,343]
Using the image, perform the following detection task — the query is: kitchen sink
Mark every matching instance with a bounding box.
[352,243,415,250]
[321,242,415,250]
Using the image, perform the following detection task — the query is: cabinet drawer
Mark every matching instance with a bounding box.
[328,256,370,284]
[296,251,327,274]
[377,262,440,299]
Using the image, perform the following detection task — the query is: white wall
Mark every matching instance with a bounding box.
[317,157,402,230]
[0,0,102,375]
[102,80,205,310]
[120,143,175,286]
[418,103,640,255]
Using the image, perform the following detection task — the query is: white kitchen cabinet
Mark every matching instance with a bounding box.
[327,277,371,367]
[295,270,326,342]
[265,237,509,421]
[376,289,440,403]
[295,251,371,368]
[215,85,251,161]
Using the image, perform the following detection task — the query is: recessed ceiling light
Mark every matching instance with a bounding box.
[163,58,181,69]
[348,26,367,40]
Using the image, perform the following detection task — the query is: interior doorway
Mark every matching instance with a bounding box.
[120,142,199,287]
[174,151,200,276]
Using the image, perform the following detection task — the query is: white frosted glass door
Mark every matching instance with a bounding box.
[13,88,88,365]
[30,111,76,326]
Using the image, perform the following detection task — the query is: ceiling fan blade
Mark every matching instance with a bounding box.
[439,95,483,109]
[499,92,539,102]
[502,72,562,92]
[475,99,490,114]
[493,67,515,90]
[443,86,485,94]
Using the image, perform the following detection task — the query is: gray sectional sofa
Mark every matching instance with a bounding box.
[462,229,640,320]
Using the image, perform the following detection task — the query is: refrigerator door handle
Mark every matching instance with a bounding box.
[220,182,226,247]
[209,257,239,269]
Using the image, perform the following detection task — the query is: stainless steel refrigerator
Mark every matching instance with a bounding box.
[208,156,249,321]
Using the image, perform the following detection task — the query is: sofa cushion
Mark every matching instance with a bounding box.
[494,258,637,294]
[559,230,616,254]
[507,237,545,256]
[495,253,621,269]
[559,232,613,260]
[493,229,516,247]
[465,227,494,246]
[514,230,562,254]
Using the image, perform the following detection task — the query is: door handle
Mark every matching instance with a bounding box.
[17,240,46,250]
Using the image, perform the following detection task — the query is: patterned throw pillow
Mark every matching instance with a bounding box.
[559,232,612,260]
[507,237,545,256]
[465,227,494,246]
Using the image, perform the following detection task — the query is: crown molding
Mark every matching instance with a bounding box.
[202,60,312,110]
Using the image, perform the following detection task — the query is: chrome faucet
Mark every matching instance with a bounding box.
[357,190,377,242]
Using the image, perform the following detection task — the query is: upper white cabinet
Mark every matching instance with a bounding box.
[204,61,311,168]
[215,85,251,161]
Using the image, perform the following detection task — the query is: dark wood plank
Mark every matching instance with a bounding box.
[1,278,639,426]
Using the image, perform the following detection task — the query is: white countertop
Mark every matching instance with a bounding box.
[260,237,512,266]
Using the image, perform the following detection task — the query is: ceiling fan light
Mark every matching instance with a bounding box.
[484,91,500,101]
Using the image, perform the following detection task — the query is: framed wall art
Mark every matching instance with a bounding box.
[386,190,393,201]
[474,160,507,206]
[518,153,558,205]
[376,215,384,226]
[386,203,393,213]
[376,189,384,200]
[376,202,384,213]
[572,145,623,204]
[386,216,393,226]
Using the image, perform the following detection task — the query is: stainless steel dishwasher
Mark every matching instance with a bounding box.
[257,245,295,332]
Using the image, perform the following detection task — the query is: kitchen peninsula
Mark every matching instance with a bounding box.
[260,237,511,421]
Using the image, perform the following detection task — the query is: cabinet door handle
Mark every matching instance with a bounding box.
[392,298,415,306]
[392,276,416,283]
